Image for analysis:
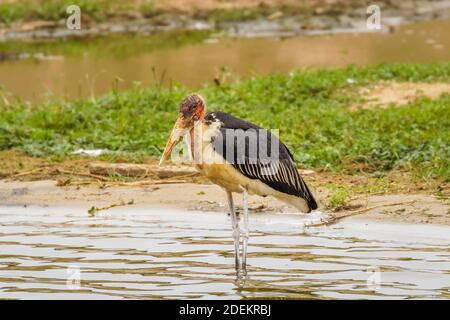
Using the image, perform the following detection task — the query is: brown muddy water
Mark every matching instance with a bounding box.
[0,20,449,104]
[0,205,449,299]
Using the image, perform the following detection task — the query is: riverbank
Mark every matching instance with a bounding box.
[0,63,448,224]
[1,64,449,179]
[1,0,449,41]
[0,150,448,226]
[1,178,448,226]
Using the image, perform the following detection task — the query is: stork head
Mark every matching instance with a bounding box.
[159,94,206,165]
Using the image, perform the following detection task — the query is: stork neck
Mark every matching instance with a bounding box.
[188,120,208,164]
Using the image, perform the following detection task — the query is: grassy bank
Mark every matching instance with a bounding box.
[0,0,397,25]
[0,0,287,25]
[1,63,449,182]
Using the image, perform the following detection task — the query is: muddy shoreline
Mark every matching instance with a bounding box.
[0,147,448,226]
[1,179,448,226]
[1,0,449,42]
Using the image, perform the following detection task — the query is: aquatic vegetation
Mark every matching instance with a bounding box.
[0,30,211,59]
[0,63,449,181]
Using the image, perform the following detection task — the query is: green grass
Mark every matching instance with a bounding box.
[0,0,110,24]
[0,63,449,181]
[0,1,300,25]
[325,184,352,209]
[139,1,160,18]
[0,0,274,25]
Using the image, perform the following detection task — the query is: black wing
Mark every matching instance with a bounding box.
[205,112,317,211]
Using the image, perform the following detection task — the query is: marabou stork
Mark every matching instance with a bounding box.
[159,94,317,272]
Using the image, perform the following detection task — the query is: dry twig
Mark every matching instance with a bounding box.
[88,199,135,216]
[9,168,43,178]
[106,179,186,187]
[309,200,416,227]
[58,169,110,181]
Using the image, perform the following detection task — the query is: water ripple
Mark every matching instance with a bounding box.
[0,205,449,299]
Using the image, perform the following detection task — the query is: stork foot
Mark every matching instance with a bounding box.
[234,264,250,285]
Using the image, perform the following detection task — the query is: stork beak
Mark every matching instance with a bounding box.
[159,116,187,165]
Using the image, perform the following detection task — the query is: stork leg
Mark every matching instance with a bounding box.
[241,190,249,272]
[226,191,240,271]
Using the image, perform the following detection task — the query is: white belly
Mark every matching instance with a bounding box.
[196,148,310,213]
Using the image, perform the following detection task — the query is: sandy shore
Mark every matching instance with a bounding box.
[1,0,449,42]
[0,150,448,226]
[1,179,448,226]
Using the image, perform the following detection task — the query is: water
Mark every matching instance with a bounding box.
[0,205,449,299]
[0,20,449,103]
